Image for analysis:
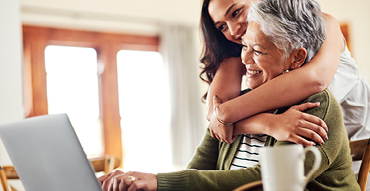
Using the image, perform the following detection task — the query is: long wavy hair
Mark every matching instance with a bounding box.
[199,0,242,102]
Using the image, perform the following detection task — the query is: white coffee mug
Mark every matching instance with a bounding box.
[260,144,321,191]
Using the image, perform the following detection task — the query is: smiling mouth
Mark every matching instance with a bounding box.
[247,70,262,75]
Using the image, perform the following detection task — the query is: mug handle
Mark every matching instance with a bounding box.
[303,146,321,184]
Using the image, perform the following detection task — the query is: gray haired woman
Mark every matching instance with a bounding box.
[99,0,360,190]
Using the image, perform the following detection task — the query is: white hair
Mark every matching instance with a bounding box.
[247,0,327,63]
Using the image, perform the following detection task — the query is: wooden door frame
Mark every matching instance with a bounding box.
[23,25,159,161]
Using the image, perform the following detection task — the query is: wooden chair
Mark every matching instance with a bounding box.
[233,180,263,191]
[350,138,370,191]
[0,155,121,191]
[0,165,21,191]
[89,155,121,174]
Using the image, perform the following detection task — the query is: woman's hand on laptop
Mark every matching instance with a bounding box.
[99,170,157,191]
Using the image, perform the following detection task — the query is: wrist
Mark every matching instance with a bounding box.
[217,103,233,123]
[263,114,276,137]
[216,115,234,126]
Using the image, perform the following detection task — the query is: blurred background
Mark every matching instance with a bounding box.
[0,0,369,190]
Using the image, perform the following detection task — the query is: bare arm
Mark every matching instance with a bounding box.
[233,102,328,146]
[212,13,344,123]
[206,57,245,121]
[211,95,328,145]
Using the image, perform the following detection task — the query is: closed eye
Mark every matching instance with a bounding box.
[254,50,263,56]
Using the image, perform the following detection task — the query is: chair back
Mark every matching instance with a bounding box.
[0,165,17,191]
[350,138,370,191]
[89,155,121,174]
[0,155,121,191]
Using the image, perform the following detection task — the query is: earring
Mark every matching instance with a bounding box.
[282,70,290,74]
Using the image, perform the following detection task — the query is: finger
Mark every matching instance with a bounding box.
[289,134,316,147]
[128,181,147,191]
[119,180,127,191]
[99,173,111,183]
[296,127,325,146]
[301,113,329,135]
[107,178,118,191]
[219,135,225,143]
[224,136,232,144]
[225,130,236,144]
[215,134,222,142]
[231,135,237,143]
[102,179,110,191]
[113,178,120,191]
[107,178,114,191]
[292,102,320,112]
[102,175,115,191]
[101,171,125,190]
[99,171,119,185]
[118,176,132,191]
[210,129,216,139]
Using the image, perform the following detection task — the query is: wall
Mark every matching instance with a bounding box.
[0,0,24,164]
[20,0,202,35]
[318,0,370,82]
[0,0,24,190]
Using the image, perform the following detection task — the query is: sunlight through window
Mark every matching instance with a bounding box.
[44,45,103,158]
[117,50,172,173]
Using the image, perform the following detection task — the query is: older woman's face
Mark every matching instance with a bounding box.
[208,0,259,44]
[241,21,292,89]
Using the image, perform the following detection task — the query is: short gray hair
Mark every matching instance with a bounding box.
[247,0,327,63]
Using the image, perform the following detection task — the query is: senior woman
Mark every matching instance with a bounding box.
[99,0,359,190]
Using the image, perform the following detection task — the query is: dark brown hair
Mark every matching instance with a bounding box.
[199,0,242,101]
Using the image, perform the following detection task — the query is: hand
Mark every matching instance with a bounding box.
[268,102,328,146]
[99,170,158,191]
[209,95,236,144]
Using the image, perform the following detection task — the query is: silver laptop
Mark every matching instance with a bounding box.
[0,113,103,191]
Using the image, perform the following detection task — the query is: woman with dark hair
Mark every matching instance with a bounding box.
[98,1,359,190]
[204,0,370,149]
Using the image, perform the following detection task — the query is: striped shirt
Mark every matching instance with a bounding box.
[230,134,268,170]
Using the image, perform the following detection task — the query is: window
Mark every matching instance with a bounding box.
[117,50,172,173]
[23,25,159,163]
[45,45,103,157]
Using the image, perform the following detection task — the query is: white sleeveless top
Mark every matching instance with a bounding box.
[328,45,370,141]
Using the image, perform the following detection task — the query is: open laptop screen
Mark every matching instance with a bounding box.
[0,114,102,191]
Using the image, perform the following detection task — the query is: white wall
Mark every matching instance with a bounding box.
[318,0,370,82]
[0,0,24,190]
[0,0,24,164]
[20,0,202,35]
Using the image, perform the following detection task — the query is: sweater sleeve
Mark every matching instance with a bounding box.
[186,128,219,170]
[157,128,262,191]
[273,89,357,190]
[157,167,261,191]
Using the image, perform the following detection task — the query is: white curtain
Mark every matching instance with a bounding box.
[160,24,206,167]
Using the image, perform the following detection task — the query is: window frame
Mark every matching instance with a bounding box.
[23,25,159,161]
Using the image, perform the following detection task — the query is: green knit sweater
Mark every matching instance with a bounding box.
[157,89,360,191]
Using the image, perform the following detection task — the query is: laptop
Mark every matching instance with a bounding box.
[0,113,103,191]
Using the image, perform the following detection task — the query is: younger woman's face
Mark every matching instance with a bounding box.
[208,0,259,45]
